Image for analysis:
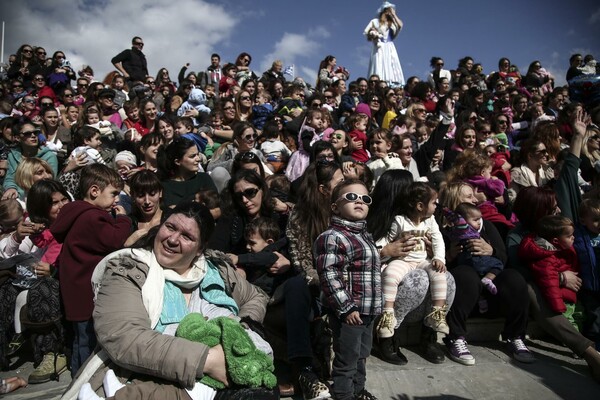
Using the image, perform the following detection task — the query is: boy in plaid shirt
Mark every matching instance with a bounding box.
[314,178,382,400]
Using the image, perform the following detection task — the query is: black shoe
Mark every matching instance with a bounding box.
[214,387,280,400]
[419,326,445,364]
[375,337,407,365]
[356,388,378,400]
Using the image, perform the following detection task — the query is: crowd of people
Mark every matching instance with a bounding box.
[0,26,599,400]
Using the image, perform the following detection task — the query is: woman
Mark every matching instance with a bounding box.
[134,98,158,136]
[63,201,274,399]
[580,125,600,186]
[43,51,76,85]
[138,132,163,172]
[0,180,70,380]
[14,157,54,200]
[234,90,253,122]
[40,107,71,168]
[155,67,177,93]
[2,120,58,200]
[443,123,477,171]
[316,55,337,93]
[216,98,236,141]
[440,181,533,366]
[7,44,42,89]
[522,61,554,94]
[367,170,456,365]
[125,170,163,246]
[381,87,399,129]
[410,82,437,113]
[509,138,553,202]
[207,123,270,192]
[428,57,451,89]
[363,2,404,87]
[507,186,600,381]
[241,79,257,98]
[234,52,258,87]
[395,134,420,180]
[155,114,176,145]
[158,137,217,208]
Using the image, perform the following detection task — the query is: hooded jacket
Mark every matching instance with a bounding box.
[518,234,578,313]
[50,200,131,321]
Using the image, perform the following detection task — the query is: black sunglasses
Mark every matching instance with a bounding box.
[234,187,260,201]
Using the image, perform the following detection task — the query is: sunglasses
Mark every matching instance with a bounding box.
[22,49,33,54]
[235,151,258,161]
[37,51,46,56]
[34,77,45,81]
[534,149,549,155]
[146,81,156,84]
[223,106,235,111]
[312,102,322,108]
[234,187,260,201]
[436,63,444,67]
[241,134,258,142]
[23,99,36,104]
[240,96,251,101]
[332,133,344,140]
[497,120,508,124]
[41,102,54,107]
[324,95,333,99]
[134,42,144,46]
[414,108,426,113]
[78,83,89,88]
[13,85,23,89]
[336,192,372,205]
[64,93,74,97]
[21,129,41,137]
[370,98,380,103]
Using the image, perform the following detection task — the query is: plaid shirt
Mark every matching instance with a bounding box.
[314,216,382,319]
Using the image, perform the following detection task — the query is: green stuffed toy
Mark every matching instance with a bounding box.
[176,313,277,390]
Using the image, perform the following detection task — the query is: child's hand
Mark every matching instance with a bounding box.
[226,253,239,265]
[345,311,363,326]
[113,205,126,216]
[34,261,52,277]
[352,138,364,150]
[432,259,446,273]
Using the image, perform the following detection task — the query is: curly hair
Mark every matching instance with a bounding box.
[446,149,492,182]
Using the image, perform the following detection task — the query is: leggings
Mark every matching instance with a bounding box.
[383,259,447,304]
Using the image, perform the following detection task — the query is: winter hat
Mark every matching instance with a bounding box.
[115,150,137,167]
[355,103,372,118]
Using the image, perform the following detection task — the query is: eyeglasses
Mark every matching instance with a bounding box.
[369,80,379,84]
[336,192,372,205]
[21,129,41,137]
[234,187,260,201]
[240,96,251,101]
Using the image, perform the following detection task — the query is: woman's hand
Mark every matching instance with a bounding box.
[269,251,291,274]
[562,270,582,292]
[14,219,45,242]
[423,233,434,259]
[446,241,462,263]
[440,97,455,116]
[34,261,52,277]
[473,188,487,204]
[63,152,88,173]
[124,228,149,247]
[204,344,229,387]
[380,234,417,259]
[345,311,363,326]
[1,188,18,200]
[466,238,493,256]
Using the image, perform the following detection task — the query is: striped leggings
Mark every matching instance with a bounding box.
[382,259,447,303]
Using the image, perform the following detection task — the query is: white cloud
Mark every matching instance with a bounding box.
[259,26,330,73]
[590,8,600,24]
[0,0,237,81]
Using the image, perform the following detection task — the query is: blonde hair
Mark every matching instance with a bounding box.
[582,125,600,163]
[15,157,54,193]
[440,181,475,213]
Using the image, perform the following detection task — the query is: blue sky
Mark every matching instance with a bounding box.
[2,0,599,87]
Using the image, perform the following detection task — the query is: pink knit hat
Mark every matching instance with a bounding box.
[355,103,371,118]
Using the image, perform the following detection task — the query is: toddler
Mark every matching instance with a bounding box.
[366,128,403,186]
[252,90,274,131]
[70,126,105,165]
[377,182,449,339]
[260,121,291,173]
[346,112,370,163]
[314,179,380,400]
[285,109,323,182]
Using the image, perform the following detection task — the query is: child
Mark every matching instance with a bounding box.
[0,199,23,240]
[121,100,140,131]
[194,188,221,221]
[276,84,304,120]
[377,182,449,339]
[71,126,106,165]
[50,164,131,377]
[285,109,323,182]
[574,198,600,349]
[251,90,273,131]
[339,82,360,115]
[314,179,380,400]
[519,215,582,330]
[260,120,291,173]
[204,83,216,110]
[235,217,292,297]
[175,116,209,155]
[444,203,503,312]
[346,112,370,163]
[176,87,211,125]
[218,63,238,98]
[366,128,403,186]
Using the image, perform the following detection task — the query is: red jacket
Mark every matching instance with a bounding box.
[518,235,578,313]
[50,201,131,321]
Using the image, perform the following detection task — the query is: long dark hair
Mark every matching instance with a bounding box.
[157,137,195,179]
[27,180,70,226]
[367,170,414,241]
[227,169,273,218]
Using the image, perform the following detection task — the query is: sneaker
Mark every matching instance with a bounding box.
[444,337,475,366]
[481,277,497,295]
[423,305,450,335]
[28,353,67,384]
[376,311,396,339]
[507,337,535,363]
[356,388,378,400]
[6,333,25,356]
[298,369,330,400]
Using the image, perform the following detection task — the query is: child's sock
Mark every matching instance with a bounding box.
[481,277,497,295]
[103,369,125,397]
[78,383,104,400]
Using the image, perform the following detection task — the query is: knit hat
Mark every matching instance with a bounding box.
[115,150,137,167]
[355,103,372,118]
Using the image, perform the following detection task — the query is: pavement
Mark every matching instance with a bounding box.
[2,332,598,399]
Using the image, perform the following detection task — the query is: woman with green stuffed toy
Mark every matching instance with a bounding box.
[61,202,278,400]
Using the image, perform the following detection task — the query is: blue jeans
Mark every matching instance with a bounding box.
[71,319,96,377]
